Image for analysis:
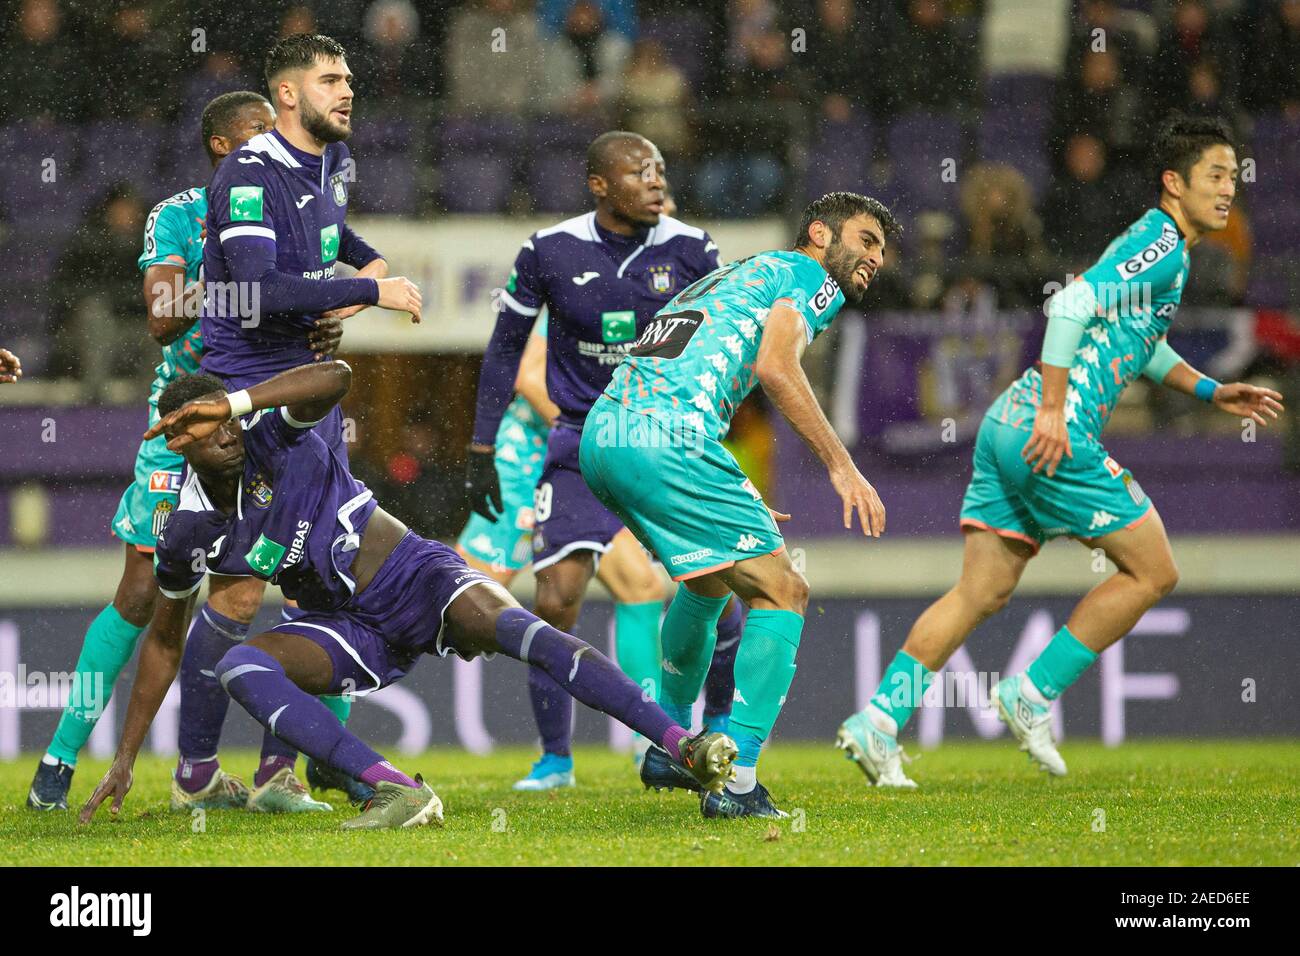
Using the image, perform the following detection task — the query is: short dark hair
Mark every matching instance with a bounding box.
[200,91,270,164]
[586,130,652,178]
[158,373,226,420]
[794,191,902,248]
[264,33,348,91]
[1152,113,1234,191]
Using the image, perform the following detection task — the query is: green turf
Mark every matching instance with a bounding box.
[3,740,1297,866]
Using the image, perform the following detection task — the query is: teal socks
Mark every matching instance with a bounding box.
[1026,626,1098,700]
[47,604,145,765]
[730,608,804,767]
[658,587,728,728]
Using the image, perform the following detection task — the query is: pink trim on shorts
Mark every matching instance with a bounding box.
[670,545,786,582]
[1124,506,1154,531]
[959,518,1041,555]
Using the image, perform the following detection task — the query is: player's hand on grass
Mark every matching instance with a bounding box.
[376,276,422,324]
[309,315,345,358]
[0,348,21,383]
[830,464,885,538]
[1022,408,1072,477]
[465,445,503,521]
[144,397,231,449]
[79,760,134,823]
[1211,382,1284,426]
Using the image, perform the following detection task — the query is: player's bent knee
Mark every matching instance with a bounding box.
[783,568,810,615]
[214,643,280,698]
[207,578,266,625]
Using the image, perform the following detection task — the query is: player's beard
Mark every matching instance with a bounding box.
[823,235,868,305]
[301,97,351,144]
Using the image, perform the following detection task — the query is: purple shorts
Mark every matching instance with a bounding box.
[219,371,350,466]
[270,533,496,694]
[532,424,625,571]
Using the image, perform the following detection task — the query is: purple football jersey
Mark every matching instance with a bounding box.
[154,406,377,611]
[473,213,720,443]
[201,129,381,381]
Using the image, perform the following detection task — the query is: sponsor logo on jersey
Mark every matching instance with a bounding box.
[283,519,311,570]
[669,547,713,566]
[243,472,273,509]
[1103,456,1123,478]
[600,310,636,343]
[151,500,173,538]
[320,223,339,263]
[230,185,264,222]
[244,533,287,575]
[810,273,842,317]
[648,264,675,294]
[1117,222,1179,279]
[329,171,348,206]
[148,469,183,494]
[740,478,762,501]
[630,309,703,359]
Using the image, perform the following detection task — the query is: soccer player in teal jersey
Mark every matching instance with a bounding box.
[838,115,1284,788]
[581,192,900,817]
[27,92,344,813]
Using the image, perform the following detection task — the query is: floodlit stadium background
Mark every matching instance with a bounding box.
[0,0,1297,757]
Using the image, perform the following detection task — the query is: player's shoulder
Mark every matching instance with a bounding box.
[147,186,206,222]
[212,132,296,186]
[530,212,598,250]
[1102,208,1184,282]
[648,214,710,247]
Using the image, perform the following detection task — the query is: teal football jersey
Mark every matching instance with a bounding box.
[605,250,845,439]
[138,186,207,414]
[990,208,1189,447]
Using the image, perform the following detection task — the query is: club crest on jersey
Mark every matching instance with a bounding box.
[329,171,348,206]
[148,469,182,494]
[810,274,841,316]
[151,500,173,537]
[648,264,675,295]
[243,472,273,509]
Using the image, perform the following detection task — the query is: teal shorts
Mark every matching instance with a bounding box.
[111,429,184,551]
[959,415,1153,552]
[456,459,540,573]
[579,396,785,581]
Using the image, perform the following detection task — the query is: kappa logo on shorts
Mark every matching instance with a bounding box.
[735,533,762,551]
[669,547,713,566]
[1088,510,1119,531]
[148,470,183,494]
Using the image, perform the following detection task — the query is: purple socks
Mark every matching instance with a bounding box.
[215,644,404,785]
[496,608,686,756]
[704,600,743,720]
[176,605,247,793]
[360,761,418,789]
[527,666,574,758]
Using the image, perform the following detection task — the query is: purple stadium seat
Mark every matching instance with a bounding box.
[79,121,165,196]
[440,154,512,213]
[436,115,527,156]
[886,110,963,210]
[978,107,1050,199]
[527,149,589,213]
[529,115,603,152]
[639,10,710,86]
[351,116,416,153]
[1250,198,1300,253]
[985,73,1057,120]
[0,121,81,222]
[804,116,873,200]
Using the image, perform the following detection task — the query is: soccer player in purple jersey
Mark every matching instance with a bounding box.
[79,361,738,830]
[466,132,724,790]
[185,33,421,807]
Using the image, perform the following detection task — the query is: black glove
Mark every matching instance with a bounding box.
[465,446,503,522]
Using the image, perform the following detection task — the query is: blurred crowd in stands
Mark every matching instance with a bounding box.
[0,0,1297,394]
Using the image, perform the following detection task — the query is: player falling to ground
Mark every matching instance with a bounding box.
[0,348,20,383]
[26,92,297,813]
[837,115,1284,787]
[465,132,736,791]
[581,191,900,818]
[190,33,422,809]
[79,361,738,830]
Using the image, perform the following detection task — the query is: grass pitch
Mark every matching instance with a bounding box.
[3,740,1297,866]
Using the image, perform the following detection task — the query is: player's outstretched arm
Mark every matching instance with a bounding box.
[1144,339,1285,425]
[319,256,390,325]
[80,592,196,823]
[755,303,885,537]
[0,347,21,383]
[144,360,353,448]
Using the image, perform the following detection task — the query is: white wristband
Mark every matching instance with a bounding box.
[226,389,253,418]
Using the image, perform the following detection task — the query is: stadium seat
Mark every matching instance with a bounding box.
[886,110,964,211]
[527,149,590,213]
[439,154,513,213]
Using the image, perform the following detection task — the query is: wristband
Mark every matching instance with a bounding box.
[1193,377,1219,403]
[226,389,253,417]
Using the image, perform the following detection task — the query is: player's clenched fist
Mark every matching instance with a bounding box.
[376,276,422,323]
[830,463,886,538]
